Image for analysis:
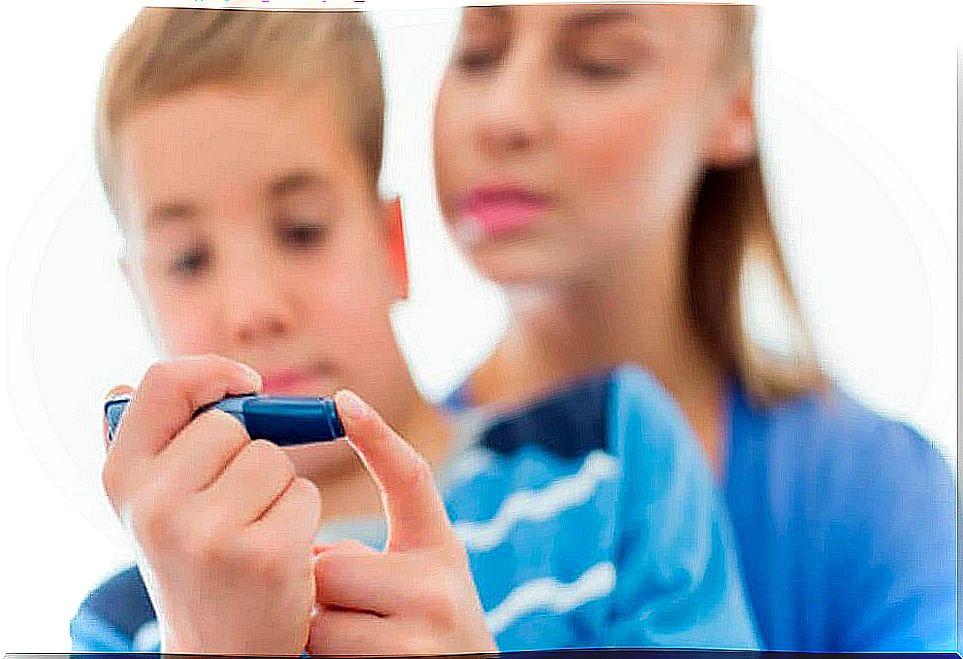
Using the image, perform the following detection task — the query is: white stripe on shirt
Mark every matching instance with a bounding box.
[486,561,617,635]
[453,450,618,552]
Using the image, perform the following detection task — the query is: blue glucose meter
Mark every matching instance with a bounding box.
[105,394,346,446]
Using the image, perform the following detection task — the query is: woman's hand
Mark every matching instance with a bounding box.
[307,390,498,657]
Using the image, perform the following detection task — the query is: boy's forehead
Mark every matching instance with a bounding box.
[116,84,363,218]
[137,170,336,229]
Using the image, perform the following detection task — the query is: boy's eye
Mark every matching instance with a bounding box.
[169,246,211,278]
[573,57,634,80]
[279,222,328,249]
[456,48,499,72]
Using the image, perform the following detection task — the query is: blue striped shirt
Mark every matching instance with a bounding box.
[71,366,760,652]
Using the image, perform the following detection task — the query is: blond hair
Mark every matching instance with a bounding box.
[685,5,827,405]
[95,8,384,221]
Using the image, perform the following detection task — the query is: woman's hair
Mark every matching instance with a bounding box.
[685,5,827,405]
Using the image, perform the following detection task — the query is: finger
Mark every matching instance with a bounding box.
[334,390,452,552]
[307,607,394,657]
[157,409,250,493]
[112,355,261,464]
[250,477,323,550]
[315,550,444,614]
[202,438,298,526]
[313,539,379,557]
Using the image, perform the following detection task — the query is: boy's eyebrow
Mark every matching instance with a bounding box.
[147,201,198,228]
[268,171,331,199]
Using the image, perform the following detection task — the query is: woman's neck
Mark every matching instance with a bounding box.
[472,243,726,472]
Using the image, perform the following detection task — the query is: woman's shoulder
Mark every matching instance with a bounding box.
[737,381,949,469]
[727,380,956,651]
[728,378,955,519]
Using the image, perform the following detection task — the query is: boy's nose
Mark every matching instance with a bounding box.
[221,262,293,345]
[233,307,289,344]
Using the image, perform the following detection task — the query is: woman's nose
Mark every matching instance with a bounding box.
[474,55,551,159]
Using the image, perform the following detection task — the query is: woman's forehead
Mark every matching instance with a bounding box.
[461,4,724,33]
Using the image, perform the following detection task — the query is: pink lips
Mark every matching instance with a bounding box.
[458,187,548,240]
[261,368,323,396]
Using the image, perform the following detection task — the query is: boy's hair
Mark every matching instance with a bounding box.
[96,8,384,222]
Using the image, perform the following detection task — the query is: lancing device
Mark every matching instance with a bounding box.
[104,394,346,446]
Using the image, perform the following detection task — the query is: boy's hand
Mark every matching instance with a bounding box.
[101,355,323,656]
[307,390,497,657]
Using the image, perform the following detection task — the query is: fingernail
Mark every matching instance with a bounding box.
[335,390,367,421]
[240,363,262,392]
[104,385,131,401]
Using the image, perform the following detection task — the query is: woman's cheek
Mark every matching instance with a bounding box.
[558,101,703,244]
[559,104,663,195]
[432,107,470,218]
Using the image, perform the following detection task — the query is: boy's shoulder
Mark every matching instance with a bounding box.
[445,363,707,520]
[473,368,610,461]
[461,363,691,460]
[444,365,756,650]
[72,563,156,652]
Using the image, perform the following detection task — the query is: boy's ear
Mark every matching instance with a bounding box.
[383,196,409,301]
[705,73,757,168]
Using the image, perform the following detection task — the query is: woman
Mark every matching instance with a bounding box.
[432,4,956,652]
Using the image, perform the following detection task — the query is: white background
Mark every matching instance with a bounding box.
[1,1,960,653]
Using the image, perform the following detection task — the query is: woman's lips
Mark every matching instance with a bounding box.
[457,187,549,243]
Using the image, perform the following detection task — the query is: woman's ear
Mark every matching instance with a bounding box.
[705,72,757,168]
[383,196,410,301]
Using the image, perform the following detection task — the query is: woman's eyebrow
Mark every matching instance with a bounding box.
[463,4,512,28]
[564,8,642,31]
[466,5,511,19]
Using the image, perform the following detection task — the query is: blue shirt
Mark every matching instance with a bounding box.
[71,366,759,653]
[722,379,957,652]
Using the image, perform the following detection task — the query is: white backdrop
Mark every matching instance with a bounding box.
[1,1,959,652]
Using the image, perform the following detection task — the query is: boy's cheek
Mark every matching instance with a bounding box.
[150,294,218,356]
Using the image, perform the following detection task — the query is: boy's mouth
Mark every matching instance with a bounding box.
[456,186,550,244]
[261,364,334,396]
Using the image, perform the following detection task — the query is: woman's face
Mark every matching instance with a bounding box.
[433,4,754,287]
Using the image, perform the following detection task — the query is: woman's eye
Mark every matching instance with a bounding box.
[279,222,328,249]
[169,246,210,278]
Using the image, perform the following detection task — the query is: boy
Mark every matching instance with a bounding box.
[72,8,759,655]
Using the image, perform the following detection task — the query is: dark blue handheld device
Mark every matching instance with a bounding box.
[104,394,346,446]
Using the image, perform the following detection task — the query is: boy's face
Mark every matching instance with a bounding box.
[116,83,409,420]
